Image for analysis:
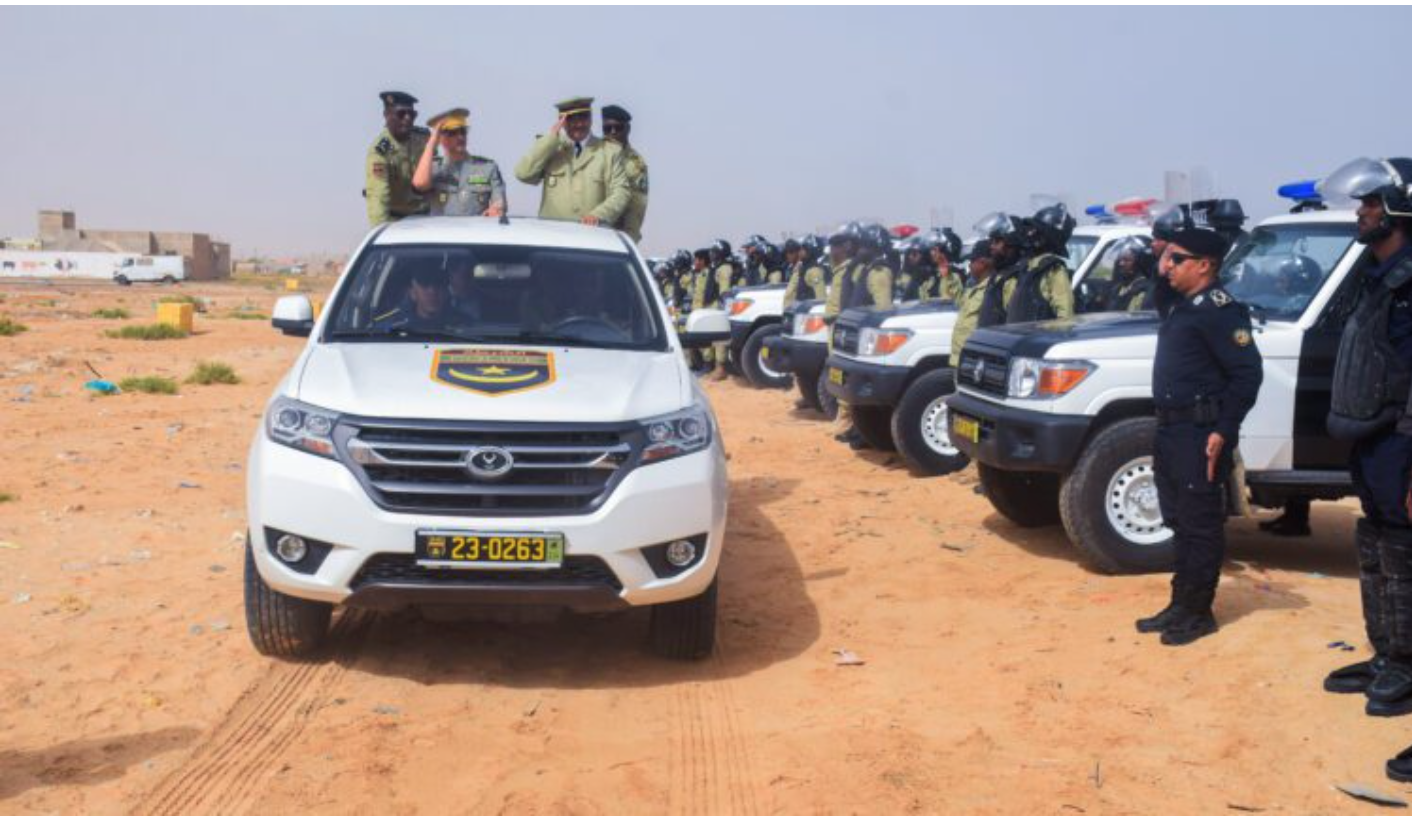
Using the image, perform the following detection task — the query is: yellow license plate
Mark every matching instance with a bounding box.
[416,531,565,568]
[761,346,770,360]
[829,366,844,385]
[953,415,980,443]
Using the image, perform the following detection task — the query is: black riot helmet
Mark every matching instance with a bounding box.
[829,221,862,248]
[710,238,732,263]
[925,227,963,262]
[1268,253,1324,296]
[1152,204,1194,243]
[973,212,1016,242]
[1032,203,1076,253]
[858,223,892,255]
[1208,199,1247,243]
[800,234,824,261]
[1320,157,1412,243]
[672,248,692,271]
[1109,235,1155,279]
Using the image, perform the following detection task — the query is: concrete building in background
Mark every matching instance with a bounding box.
[33,210,231,280]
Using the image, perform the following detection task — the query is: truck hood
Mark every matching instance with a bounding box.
[837,300,957,328]
[295,343,689,423]
[967,311,1162,359]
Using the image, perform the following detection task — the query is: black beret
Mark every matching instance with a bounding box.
[601,104,632,123]
[1169,227,1230,261]
[380,90,418,108]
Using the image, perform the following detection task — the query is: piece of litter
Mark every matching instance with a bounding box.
[941,541,971,552]
[833,648,866,666]
[58,594,89,614]
[1334,782,1408,807]
[178,481,202,490]
[13,592,31,605]
[209,619,231,632]
[189,624,204,636]
[1226,803,1263,813]
[166,423,184,437]
[83,379,120,395]
[524,700,541,718]
[0,541,19,550]
[129,549,152,561]
[373,704,401,716]
[208,564,226,573]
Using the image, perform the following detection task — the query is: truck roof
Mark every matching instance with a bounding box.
[1072,223,1150,239]
[372,216,633,254]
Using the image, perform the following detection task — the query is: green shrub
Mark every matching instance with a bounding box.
[227,311,267,320]
[0,317,26,336]
[158,294,207,312]
[186,361,240,385]
[92,307,131,320]
[119,375,179,395]
[0,492,13,504]
[105,323,187,340]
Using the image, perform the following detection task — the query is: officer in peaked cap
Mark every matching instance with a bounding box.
[1138,227,1263,647]
[365,91,430,225]
[412,107,508,217]
[601,104,649,242]
[514,96,632,228]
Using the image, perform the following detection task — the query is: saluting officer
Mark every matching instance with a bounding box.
[365,91,430,225]
[601,104,649,242]
[514,97,631,227]
[1137,227,1263,646]
[921,228,965,303]
[412,107,507,217]
[1320,157,1412,718]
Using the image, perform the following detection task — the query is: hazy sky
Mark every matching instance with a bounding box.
[3,6,1410,258]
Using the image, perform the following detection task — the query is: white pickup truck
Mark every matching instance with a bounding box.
[249,216,729,659]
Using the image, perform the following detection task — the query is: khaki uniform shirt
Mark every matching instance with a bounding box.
[366,127,430,225]
[783,262,828,305]
[616,146,649,242]
[514,133,631,224]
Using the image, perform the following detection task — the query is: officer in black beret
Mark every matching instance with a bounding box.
[365,91,430,225]
[602,104,649,242]
[1137,227,1263,646]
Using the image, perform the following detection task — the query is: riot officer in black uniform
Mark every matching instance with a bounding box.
[1005,203,1077,323]
[1319,157,1412,719]
[1136,226,1263,646]
[1104,236,1160,312]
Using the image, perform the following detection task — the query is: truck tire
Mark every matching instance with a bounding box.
[244,538,332,659]
[161,275,176,284]
[115,275,130,286]
[1059,417,1175,574]
[851,405,896,451]
[890,370,970,476]
[649,578,717,660]
[979,464,1061,527]
[815,369,839,421]
[740,323,792,389]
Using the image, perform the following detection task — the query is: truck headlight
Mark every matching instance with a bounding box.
[1007,358,1095,399]
[265,397,339,458]
[640,403,713,464]
[728,298,754,317]
[794,314,826,336]
[858,328,913,357]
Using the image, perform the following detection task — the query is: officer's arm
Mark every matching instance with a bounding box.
[590,147,632,224]
[411,135,438,193]
[1205,306,1265,443]
[1154,277,1180,319]
[489,163,509,212]
[513,133,559,185]
[1046,265,1075,319]
[366,146,391,225]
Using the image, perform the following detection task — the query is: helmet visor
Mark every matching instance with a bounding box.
[973,212,1015,239]
[1318,157,1396,204]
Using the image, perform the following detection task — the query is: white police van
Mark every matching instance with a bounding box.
[825,222,1152,474]
[113,255,185,285]
[948,197,1363,573]
[249,216,729,659]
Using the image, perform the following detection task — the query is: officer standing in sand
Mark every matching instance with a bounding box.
[1136,226,1263,646]
[514,97,631,228]
[365,91,430,225]
[412,107,507,217]
[601,104,649,242]
[1319,157,1412,722]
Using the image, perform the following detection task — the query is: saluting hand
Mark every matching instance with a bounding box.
[550,114,567,136]
[1206,432,1225,483]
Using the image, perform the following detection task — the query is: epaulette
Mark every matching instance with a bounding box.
[1210,288,1232,307]
[374,137,392,157]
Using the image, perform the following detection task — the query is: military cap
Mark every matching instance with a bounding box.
[601,104,632,123]
[1169,227,1230,261]
[555,96,595,117]
[428,107,470,131]
[380,91,418,108]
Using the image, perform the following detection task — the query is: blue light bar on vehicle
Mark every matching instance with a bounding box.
[1085,204,1110,218]
[1277,179,1322,202]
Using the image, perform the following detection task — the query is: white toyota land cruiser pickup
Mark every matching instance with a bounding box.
[948,208,1363,573]
[247,217,728,659]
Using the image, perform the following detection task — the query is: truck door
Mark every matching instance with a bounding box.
[1293,247,1369,469]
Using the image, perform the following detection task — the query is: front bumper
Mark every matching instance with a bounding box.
[729,320,754,351]
[947,391,1093,473]
[775,337,827,379]
[823,354,910,407]
[247,433,728,611]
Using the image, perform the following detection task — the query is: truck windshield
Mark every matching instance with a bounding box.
[1220,223,1356,321]
[325,243,665,349]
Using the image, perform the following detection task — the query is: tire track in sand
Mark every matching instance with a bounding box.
[668,640,763,815]
[133,611,373,815]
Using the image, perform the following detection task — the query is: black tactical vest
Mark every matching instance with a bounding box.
[792,263,818,302]
[977,266,1020,328]
[701,268,721,307]
[1006,254,1067,323]
[842,261,892,310]
[1328,255,1412,441]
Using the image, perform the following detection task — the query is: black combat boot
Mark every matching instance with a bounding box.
[1388,744,1412,783]
[1136,582,1185,634]
[1160,583,1218,646]
[1327,519,1389,694]
[1257,500,1311,537]
[1367,527,1412,717]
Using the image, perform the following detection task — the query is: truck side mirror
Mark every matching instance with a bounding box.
[272,295,314,338]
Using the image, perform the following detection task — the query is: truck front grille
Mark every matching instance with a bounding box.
[956,348,1010,396]
[350,553,622,590]
[336,420,639,516]
[832,323,860,355]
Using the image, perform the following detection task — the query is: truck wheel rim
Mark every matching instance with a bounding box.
[920,397,959,456]
[1104,457,1171,546]
[756,348,785,380]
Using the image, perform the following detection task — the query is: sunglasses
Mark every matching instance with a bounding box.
[602,122,626,134]
[441,128,467,137]
[390,108,417,120]
[1168,251,1207,267]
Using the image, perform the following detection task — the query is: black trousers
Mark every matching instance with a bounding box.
[1351,429,1412,661]
[1154,422,1230,597]
[1351,429,1412,529]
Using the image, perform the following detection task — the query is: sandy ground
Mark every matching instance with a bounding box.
[0,278,1409,814]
